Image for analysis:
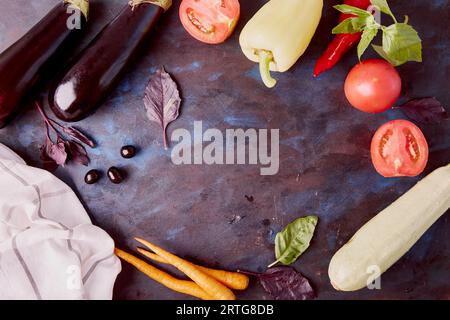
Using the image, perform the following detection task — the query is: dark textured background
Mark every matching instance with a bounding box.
[0,0,449,300]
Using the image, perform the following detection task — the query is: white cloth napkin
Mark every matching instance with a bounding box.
[0,143,121,300]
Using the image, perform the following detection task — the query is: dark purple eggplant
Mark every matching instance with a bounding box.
[0,0,89,128]
[49,1,171,122]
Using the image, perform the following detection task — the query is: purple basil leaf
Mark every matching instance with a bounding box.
[40,144,58,172]
[45,138,67,166]
[241,267,315,300]
[144,66,181,149]
[62,126,96,148]
[65,140,89,166]
[397,97,448,124]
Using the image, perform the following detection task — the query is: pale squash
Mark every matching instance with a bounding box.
[329,164,450,291]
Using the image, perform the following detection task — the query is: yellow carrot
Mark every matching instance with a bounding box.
[134,238,236,300]
[137,248,249,290]
[114,248,213,300]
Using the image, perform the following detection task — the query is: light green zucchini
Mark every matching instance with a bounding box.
[329,164,450,291]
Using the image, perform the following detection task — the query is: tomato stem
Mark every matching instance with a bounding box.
[258,50,277,88]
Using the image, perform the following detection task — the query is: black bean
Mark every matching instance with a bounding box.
[121,145,137,159]
[85,169,100,185]
[107,167,124,184]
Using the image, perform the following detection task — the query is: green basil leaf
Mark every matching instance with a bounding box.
[370,0,396,21]
[357,17,379,59]
[270,216,318,267]
[333,4,371,17]
[332,0,423,67]
[382,23,422,66]
[358,28,378,60]
[372,44,404,66]
[332,16,367,34]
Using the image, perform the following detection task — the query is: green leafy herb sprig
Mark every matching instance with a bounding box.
[332,0,422,66]
[268,215,318,268]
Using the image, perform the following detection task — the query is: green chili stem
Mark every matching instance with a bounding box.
[257,50,277,88]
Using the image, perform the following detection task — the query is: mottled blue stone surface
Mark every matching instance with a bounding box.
[0,0,449,299]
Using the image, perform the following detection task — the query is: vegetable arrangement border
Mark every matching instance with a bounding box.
[0,0,448,301]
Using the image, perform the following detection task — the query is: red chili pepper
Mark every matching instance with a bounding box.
[313,0,372,77]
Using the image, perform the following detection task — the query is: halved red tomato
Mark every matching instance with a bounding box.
[179,0,240,44]
[371,120,429,177]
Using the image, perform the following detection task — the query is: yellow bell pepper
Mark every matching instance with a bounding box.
[239,0,323,88]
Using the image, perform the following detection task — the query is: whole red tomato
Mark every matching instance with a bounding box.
[345,59,402,113]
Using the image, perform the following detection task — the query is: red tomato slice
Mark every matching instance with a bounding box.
[371,120,429,177]
[179,0,240,44]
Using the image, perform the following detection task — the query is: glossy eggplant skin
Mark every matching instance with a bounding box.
[49,3,164,122]
[0,3,86,128]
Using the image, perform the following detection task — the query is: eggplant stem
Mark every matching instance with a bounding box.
[128,0,172,11]
[64,0,90,20]
[258,50,277,88]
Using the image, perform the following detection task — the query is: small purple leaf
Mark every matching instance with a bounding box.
[240,267,315,300]
[65,140,89,166]
[144,66,181,149]
[36,101,94,168]
[62,126,96,148]
[40,144,58,172]
[397,97,448,124]
[46,138,67,166]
